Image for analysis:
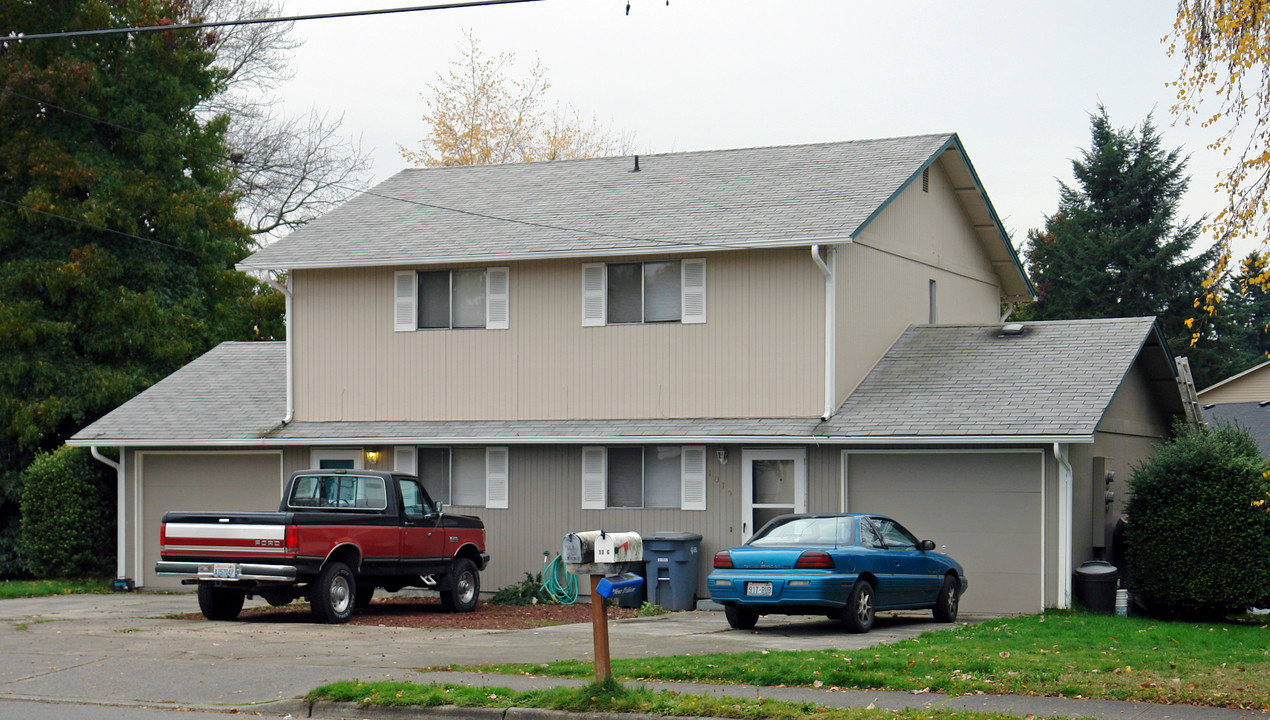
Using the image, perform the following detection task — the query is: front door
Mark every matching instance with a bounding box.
[741,448,807,542]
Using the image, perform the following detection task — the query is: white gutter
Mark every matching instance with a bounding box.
[262,277,294,424]
[90,446,126,581]
[68,433,1098,448]
[1053,442,1073,608]
[810,245,838,420]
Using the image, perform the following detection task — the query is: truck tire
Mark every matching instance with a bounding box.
[439,557,480,613]
[355,585,375,609]
[311,561,356,623]
[197,582,244,621]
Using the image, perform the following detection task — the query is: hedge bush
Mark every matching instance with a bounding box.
[19,446,114,578]
[1125,421,1270,619]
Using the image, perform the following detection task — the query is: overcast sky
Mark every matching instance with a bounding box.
[274,0,1243,255]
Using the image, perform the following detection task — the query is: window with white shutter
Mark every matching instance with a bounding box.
[681,259,707,324]
[394,271,417,332]
[582,259,705,326]
[681,446,707,510]
[394,446,417,475]
[485,447,509,509]
[581,446,607,509]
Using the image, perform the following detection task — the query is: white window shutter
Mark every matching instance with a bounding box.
[581,446,606,509]
[394,446,417,474]
[485,447,509,509]
[486,267,510,330]
[394,271,417,332]
[681,445,707,510]
[581,263,606,327]
[681,259,706,324]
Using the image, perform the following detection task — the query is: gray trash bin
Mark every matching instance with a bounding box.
[1073,560,1119,613]
[642,531,703,611]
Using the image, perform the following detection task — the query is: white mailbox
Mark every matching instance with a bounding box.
[562,530,643,576]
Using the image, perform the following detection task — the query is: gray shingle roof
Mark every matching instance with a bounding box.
[1201,402,1270,457]
[69,319,1181,446]
[240,135,961,271]
[70,342,285,444]
[821,317,1175,438]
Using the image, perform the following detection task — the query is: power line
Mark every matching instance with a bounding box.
[2,0,546,41]
[0,198,223,259]
[1,88,750,254]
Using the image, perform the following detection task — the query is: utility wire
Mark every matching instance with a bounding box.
[0,198,223,259]
[2,0,546,41]
[1,88,750,254]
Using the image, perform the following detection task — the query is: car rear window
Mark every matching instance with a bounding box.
[289,474,388,510]
[749,516,854,546]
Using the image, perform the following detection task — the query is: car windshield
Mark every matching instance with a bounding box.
[748,516,852,546]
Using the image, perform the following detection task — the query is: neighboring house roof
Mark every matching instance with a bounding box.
[1201,402,1270,457]
[239,134,1033,300]
[822,317,1182,438]
[69,318,1180,448]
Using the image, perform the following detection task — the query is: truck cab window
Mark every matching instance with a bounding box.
[399,478,431,519]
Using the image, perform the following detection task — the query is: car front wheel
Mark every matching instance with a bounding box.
[842,579,875,633]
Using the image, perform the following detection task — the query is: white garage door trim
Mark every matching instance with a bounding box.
[134,450,284,587]
[841,448,1050,612]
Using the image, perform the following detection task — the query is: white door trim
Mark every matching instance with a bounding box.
[741,447,806,542]
[310,447,365,470]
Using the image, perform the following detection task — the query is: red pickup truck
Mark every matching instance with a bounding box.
[156,469,489,623]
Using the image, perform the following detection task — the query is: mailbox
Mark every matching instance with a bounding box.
[562,530,643,576]
[595,572,643,599]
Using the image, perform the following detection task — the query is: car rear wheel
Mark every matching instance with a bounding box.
[197,582,244,621]
[933,574,959,623]
[312,561,356,624]
[724,605,759,630]
[440,558,480,613]
[842,579,875,633]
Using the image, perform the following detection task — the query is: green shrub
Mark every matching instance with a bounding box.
[489,572,553,606]
[1125,421,1270,619]
[19,446,115,578]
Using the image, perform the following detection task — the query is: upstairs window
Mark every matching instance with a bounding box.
[395,268,509,331]
[582,259,706,326]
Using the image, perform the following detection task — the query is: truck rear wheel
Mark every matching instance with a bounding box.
[440,558,479,613]
[312,561,356,623]
[197,582,244,621]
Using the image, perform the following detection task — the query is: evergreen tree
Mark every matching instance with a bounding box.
[1024,107,1222,384]
[1218,252,1270,377]
[0,0,284,576]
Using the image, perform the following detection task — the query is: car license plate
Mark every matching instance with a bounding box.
[212,563,238,579]
[746,582,773,597]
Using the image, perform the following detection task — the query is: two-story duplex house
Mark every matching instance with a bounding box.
[71,134,1188,614]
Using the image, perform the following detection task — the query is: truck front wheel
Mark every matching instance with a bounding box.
[197,582,244,621]
[312,561,356,623]
[440,558,480,613]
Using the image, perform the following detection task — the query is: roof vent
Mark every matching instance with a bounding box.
[1000,323,1025,336]
[632,155,640,172]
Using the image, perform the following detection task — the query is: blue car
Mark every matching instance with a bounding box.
[708,513,968,632]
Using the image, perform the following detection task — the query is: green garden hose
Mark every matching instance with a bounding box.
[543,551,577,605]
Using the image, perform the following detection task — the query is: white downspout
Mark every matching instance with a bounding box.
[263,277,294,424]
[90,446,126,582]
[1053,442,1073,608]
[810,245,836,421]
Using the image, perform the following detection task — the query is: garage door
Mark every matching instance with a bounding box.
[845,451,1044,615]
[139,452,284,589]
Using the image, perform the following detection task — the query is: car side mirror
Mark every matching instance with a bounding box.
[919,539,936,552]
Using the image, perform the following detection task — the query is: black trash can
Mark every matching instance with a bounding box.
[1073,560,1119,613]
[642,531,703,611]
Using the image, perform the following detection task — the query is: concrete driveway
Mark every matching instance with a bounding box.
[0,592,966,713]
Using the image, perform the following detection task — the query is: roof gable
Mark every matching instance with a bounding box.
[239,134,1030,299]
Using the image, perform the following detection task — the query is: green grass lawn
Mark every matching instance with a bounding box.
[0,578,112,600]
[463,610,1270,709]
[308,679,1089,720]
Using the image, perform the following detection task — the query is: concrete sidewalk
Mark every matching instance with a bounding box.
[0,592,1264,719]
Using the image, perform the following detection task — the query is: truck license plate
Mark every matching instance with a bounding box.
[746,582,773,597]
[212,563,238,579]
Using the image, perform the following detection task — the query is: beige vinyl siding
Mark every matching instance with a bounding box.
[835,160,1003,406]
[292,249,823,422]
[1197,362,1270,403]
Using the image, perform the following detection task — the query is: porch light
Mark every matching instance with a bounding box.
[365,448,381,464]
